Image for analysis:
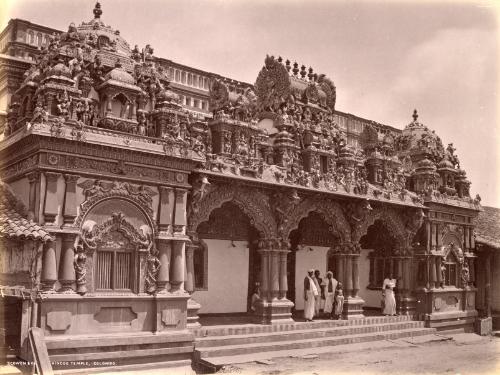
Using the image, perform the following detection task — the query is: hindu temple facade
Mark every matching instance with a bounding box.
[0,3,486,370]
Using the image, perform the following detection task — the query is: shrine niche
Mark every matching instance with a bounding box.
[74,205,158,295]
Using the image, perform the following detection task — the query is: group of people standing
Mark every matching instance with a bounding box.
[304,269,344,321]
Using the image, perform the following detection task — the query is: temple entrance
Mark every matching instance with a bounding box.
[194,202,260,315]
[288,211,340,312]
[359,219,400,313]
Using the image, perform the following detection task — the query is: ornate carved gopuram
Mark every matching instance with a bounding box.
[0,2,484,370]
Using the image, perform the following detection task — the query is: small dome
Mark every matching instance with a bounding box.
[105,66,135,85]
[438,157,454,170]
[415,158,436,170]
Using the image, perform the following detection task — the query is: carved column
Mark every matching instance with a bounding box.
[26,171,40,218]
[259,249,270,302]
[41,240,57,292]
[430,256,437,289]
[345,255,353,297]
[352,254,360,298]
[43,172,61,225]
[156,240,171,293]
[184,243,195,294]
[254,242,293,324]
[336,255,344,287]
[63,174,79,226]
[158,186,174,236]
[279,249,289,299]
[170,240,185,293]
[58,234,76,293]
[173,188,187,236]
[270,250,280,300]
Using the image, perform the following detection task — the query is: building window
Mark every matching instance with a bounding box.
[95,231,135,292]
[193,75,198,87]
[204,78,209,90]
[175,70,180,82]
[168,67,174,80]
[28,31,34,45]
[178,95,184,105]
[181,71,186,84]
[37,33,42,46]
[201,101,207,111]
[185,97,191,106]
[193,99,199,108]
[443,253,458,287]
[194,241,208,290]
[187,73,192,85]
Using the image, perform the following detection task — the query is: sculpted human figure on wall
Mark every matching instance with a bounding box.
[73,220,97,295]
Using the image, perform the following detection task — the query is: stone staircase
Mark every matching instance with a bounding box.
[193,315,435,372]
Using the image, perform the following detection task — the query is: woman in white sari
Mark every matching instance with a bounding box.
[382,274,397,316]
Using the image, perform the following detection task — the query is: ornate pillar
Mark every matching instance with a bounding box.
[63,174,79,226]
[332,243,365,319]
[336,255,344,288]
[279,249,289,299]
[185,240,201,328]
[184,243,195,294]
[270,250,280,300]
[26,171,40,218]
[41,240,57,292]
[43,172,61,225]
[156,240,171,293]
[345,256,353,297]
[254,239,293,324]
[170,240,185,293]
[58,234,76,293]
[352,254,360,298]
[259,249,270,302]
[158,186,174,236]
[430,256,437,289]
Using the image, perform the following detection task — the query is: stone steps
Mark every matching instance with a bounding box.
[196,321,425,347]
[195,327,435,371]
[194,315,417,338]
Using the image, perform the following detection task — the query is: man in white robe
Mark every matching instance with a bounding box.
[323,271,338,318]
[304,269,318,321]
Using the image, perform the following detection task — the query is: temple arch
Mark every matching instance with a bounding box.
[281,197,351,243]
[188,184,278,240]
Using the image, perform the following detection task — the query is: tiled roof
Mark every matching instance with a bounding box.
[0,180,53,243]
[475,206,500,250]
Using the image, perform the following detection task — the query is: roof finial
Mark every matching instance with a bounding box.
[412,109,418,122]
[93,2,102,19]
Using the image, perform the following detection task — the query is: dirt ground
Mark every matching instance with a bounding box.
[213,334,500,375]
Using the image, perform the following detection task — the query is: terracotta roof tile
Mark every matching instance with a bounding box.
[0,181,53,243]
[475,206,500,250]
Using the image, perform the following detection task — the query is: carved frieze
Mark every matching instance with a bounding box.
[76,179,157,225]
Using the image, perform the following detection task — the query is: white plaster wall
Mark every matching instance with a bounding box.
[294,246,329,310]
[492,253,500,312]
[358,248,381,308]
[193,239,249,314]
